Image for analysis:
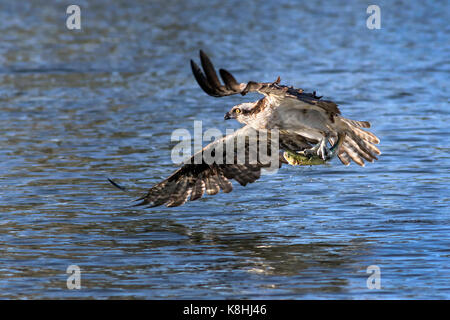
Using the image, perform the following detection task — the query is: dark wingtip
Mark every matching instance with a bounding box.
[190,59,198,73]
[190,58,217,96]
[108,178,127,191]
[219,68,239,91]
[132,201,147,207]
[199,49,222,88]
[191,50,243,97]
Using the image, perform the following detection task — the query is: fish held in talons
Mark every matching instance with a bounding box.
[283,133,345,166]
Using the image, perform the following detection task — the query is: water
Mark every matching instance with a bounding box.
[0,0,449,299]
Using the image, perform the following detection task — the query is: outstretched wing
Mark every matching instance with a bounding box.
[191,50,338,114]
[135,126,280,207]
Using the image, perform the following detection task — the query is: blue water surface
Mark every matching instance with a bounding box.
[0,0,448,299]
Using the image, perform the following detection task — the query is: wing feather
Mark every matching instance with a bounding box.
[190,175,205,201]
[214,168,233,193]
[199,50,223,90]
[136,126,278,207]
[205,174,220,195]
[191,50,332,115]
[166,176,191,207]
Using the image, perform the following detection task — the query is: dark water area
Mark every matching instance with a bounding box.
[0,0,448,299]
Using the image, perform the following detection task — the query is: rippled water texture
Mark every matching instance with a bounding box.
[0,0,449,299]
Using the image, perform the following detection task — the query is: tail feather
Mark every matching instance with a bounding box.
[342,118,371,128]
[345,136,375,163]
[355,135,381,156]
[338,152,351,166]
[346,132,379,160]
[329,135,352,166]
[341,142,365,166]
[336,117,381,167]
[352,126,380,144]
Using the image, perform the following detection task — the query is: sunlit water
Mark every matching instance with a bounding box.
[0,0,449,299]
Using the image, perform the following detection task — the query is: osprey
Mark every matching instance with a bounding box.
[112,51,380,207]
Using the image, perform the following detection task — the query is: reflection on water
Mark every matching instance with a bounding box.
[0,0,449,299]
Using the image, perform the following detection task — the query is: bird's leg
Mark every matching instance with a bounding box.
[302,133,345,161]
[283,133,345,166]
[302,137,329,160]
[326,133,345,160]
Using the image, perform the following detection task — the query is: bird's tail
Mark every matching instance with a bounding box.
[331,117,381,166]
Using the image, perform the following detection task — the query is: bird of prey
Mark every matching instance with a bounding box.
[112,50,380,207]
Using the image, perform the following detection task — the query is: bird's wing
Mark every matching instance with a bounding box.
[135,126,280,207]
[191,50,326,103]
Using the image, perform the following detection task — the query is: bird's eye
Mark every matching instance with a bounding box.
[235,108,241,114]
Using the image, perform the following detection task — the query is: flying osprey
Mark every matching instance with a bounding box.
[112,51,380,207]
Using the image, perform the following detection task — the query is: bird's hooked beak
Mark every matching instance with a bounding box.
[224,112,232,120]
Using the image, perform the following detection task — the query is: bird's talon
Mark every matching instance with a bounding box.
[285,134,344,166]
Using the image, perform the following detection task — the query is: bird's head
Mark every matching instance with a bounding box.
[224,101,262,124]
